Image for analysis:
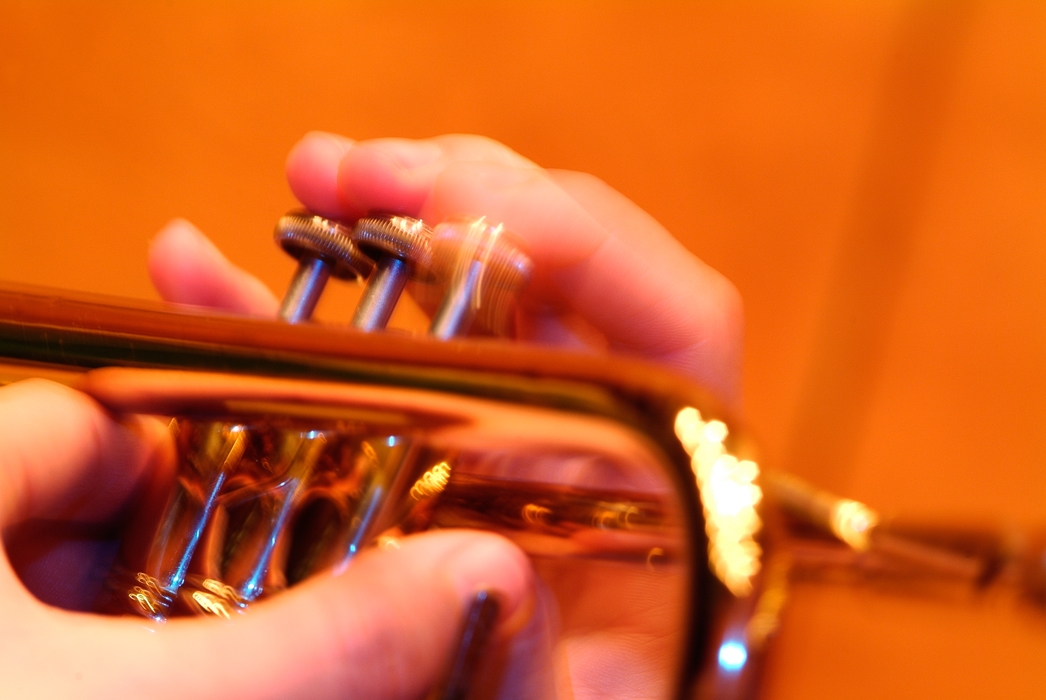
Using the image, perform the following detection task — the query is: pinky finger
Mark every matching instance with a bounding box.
[148,219,280,316]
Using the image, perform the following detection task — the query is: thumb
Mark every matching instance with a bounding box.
[22,531,533,700]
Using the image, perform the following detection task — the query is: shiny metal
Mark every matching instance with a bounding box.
[291,434,420,582]
[119,422,246,620]
[85,365,696,698]
[141,211,370,614]
[430,258,482,339]
[0,282,706,699]
[349,214,513,693]
[429,217,532,339]
[106,212,527,625]
[690,472,1046,699]
[279,256,331,322]
[211,430,326,604]
[274,210,374,322]
[352,256,409,330]
[764,472,1046,604]
[351,214,433,331]
[308,215,515,585]
[0,282,1040,699]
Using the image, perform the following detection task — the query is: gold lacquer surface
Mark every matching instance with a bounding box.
[91,368,695,700]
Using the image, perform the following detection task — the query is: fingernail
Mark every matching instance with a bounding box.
[368,138,443,170]
[302,131,355,159]
[153,218,205,248]
[287,133,356,217]
[446,537,531,626]
[292,132,355,178]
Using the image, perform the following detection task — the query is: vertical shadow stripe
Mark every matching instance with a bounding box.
[783,1,978,492]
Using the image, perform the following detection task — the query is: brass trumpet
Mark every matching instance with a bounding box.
[0,211,1040,700]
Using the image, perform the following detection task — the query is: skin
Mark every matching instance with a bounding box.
[1,134,743,698]
[151,133,743,404]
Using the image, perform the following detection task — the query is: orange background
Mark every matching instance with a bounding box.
[1,2,1044,697]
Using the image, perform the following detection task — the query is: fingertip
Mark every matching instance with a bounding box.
[336,140,441,217]
[147,218,210,291]
[148,219,279,316]
[180,531,533,699]
[0,379,155,525]
[286,131,355,219]
[442,531,534,628]
[149,217,203,256]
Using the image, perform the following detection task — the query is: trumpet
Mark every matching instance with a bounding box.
[0,211,1040,700]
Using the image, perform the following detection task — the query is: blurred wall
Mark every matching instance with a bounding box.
[1,2,1044,697]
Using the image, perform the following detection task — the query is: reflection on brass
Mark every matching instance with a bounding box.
[201,577,242,604]
[766,472,879,551]
[190,590,233,619]
[765,473,1046,616]
[217,429,328,605]
[280,435,424,584]
[376,534,401,550]
[101,422,248,620]
[0,284,714,697]
[101,404,690,679]
[224,400,413,426]
[522,503,552,526]
[745,553,791,650]
[0,282,1041,697]
[105,422,348,618]
[127,572,168,617]
[128,587,159,616]
[646,546,666,569]
[410,461,452,500]
[428,216,533,338]
[593,503,640,530]
[434,473,681,562]
[830,499,878,551]
[675,407,763,595]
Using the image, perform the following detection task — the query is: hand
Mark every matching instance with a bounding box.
[1,379,532,698]
[143,133,745,698]
[151,133,743,406]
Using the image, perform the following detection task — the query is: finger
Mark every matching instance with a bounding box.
[286,133,536,221]
[480,576,564,699]
[148,219,280,316]
[289,135,742,401]
[0,380,167,529]
[543,168,744,400]
[5,520,123,612]
[430,163,742,401]
[14,531,533,700]
[284,131,356,219]
[430,164,742,401]
[0,380,173,609]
